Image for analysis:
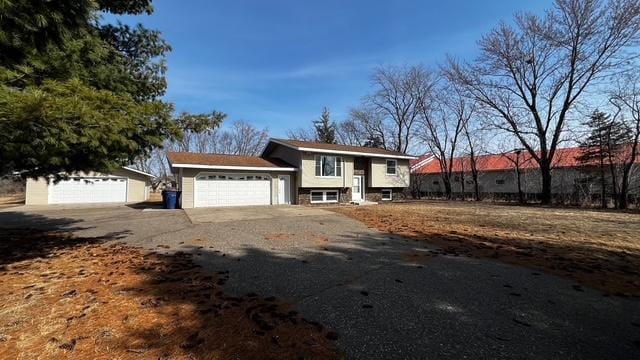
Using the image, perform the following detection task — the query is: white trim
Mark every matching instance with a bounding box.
[122,166,156,178]
[267,139,417,160]
[277,175,291,205]
[381,189,393,201]
[310,190,339,204]
[385,159,398,176]
[171,163,297,171]
[352,175,363,202]
[410,155,436,172]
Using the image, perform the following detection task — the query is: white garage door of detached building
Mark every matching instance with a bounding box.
[195,174,271,207]
[48,177,127,204]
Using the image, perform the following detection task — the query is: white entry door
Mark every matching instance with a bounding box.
[195,174,271,207]
[352,175,363,201]
[49,177,128,204]
[278,175,291,204]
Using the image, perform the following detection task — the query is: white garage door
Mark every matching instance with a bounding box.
[195,174,271,207]
[49,177,127,204]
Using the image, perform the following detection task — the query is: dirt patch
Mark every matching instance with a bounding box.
[0,230,340,359]
[265,233,291,241]
[305,233,330,246]
[333,202,640,297]
[402,249,438,264]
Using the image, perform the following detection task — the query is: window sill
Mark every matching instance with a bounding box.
[314,176,342,179]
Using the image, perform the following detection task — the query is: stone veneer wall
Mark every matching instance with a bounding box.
[365,188,407,202]
[298,188,352,205]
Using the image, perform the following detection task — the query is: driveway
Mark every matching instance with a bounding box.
[0,205,638,359]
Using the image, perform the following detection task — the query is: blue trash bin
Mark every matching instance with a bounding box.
[162,189,181,209]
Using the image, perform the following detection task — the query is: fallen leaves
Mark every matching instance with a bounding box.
[333,203,640,297]
[0,230,340,359]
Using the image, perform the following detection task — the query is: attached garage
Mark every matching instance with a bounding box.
[25,167,154,206]
[195,174,271,207]
[167,152,297,208]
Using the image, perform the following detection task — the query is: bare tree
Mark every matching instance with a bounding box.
[610,71,640,209]
[366,65,436,153]
[346,107,390,148]
[461,118,485,201]
[335,118,365,147]
[210,120,270,156]
[446,0,640,204]
[285,127,316,142]
[418,80,473,199]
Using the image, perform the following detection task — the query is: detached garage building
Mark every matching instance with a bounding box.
[25,167,154,205]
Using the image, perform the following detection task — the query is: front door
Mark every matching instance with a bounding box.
[278,175,291,204]
[352,175,363,202]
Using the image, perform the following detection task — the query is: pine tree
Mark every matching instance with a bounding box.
[313,107,336,143]
[578,110,630,208]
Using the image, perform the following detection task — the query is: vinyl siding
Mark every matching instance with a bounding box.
[25,178,49,205]
[369,158,410,188]
[299,152,353,188]
[112,169,150,202]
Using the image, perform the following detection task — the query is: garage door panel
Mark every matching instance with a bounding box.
[195,175,271,207]
[49,178,127,204]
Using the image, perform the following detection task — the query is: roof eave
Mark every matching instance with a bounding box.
[169,163,298,172]
[268,139,417,160]
[122,166,156,178]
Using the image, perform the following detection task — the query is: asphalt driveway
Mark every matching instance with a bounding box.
[0,205,638,359]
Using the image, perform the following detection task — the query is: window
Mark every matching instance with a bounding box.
[496,179,505,185]
[381,189,392,201]
[454,176,460,182]
[310,190,339,203]
[315,156,342,177]
[386,159,397,175]
[433,180,440,185]
[311,192,324,202]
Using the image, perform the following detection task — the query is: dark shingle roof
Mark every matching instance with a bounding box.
[167,152,295,168]
[271,139,413,157]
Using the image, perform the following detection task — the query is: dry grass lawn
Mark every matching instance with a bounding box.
[0,194,24,209]
[333,201,640,297]
[0,230,340,359]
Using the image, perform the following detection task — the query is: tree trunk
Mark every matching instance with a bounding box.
[539,161,552,205]
[599,156,607,209]
[443,178,452,200]
[516,168,525,204]
[472,171,480,201]
[618,163,632,209]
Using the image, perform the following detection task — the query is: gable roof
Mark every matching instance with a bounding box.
[412,145,640,174]
[121,166,156,178]
[266,138,417,159]
[167,152,297,171]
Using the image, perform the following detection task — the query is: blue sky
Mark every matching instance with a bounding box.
[111,1,553,137]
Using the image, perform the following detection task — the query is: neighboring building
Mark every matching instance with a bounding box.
[168,138,415,208]
[411,146,640,201]
[25,167,154,205]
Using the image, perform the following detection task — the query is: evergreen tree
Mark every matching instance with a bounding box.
[0,0,219,179]
[578,110,630,208]
[313,107,336,143]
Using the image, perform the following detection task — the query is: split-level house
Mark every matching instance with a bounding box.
[167,139,416,208]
